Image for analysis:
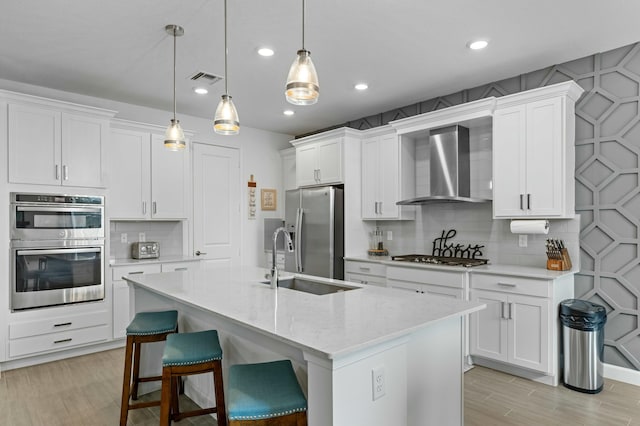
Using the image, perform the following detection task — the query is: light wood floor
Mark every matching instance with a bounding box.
[1,348,639,425]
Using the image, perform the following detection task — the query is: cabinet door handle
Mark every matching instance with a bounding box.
[152,201,157,214]
[63,165,69,181]
[374,202,378,214]
[174,267,188,271]
[379,201,383,213]
[55,164,60,180]
[359,266,370,272]
[53,322,72,327]
[527,193,531,210]
[54,338,72,344]
[501,301,507,319]
[128,271,144,275]
[520,194,524,210]
[142,202,147,215]
[508,302,513,320]
[497,282,517,287]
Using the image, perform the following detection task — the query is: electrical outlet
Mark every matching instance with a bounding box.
[372,366,385,400]
[120,233,127,243]
[138,232,146,242]
[386,231,393,241]
[518,234,528,248]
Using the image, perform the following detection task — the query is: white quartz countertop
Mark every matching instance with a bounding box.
[124,265,484,359]
[110,256,201,267]
[344,256,577,279]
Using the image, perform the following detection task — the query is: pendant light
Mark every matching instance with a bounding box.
[214,0,240,135]
[285,0,319,105]
[164,24,186,151]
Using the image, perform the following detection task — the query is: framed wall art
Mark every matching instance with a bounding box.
[261,188,277,211]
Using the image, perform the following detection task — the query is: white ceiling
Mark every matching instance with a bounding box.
[2,0,640,136]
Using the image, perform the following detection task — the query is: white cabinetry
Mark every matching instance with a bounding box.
[111,260,200,339]
[109,122,189,220]
[469,271,574,385]
[6,96,114,188]
[8,307,110,359]
[280,147,297,191]
[387,266,466,300]
[293,132,343,187]
[344,260,386,287]
[492,81,584,219]
[361,128,415,220]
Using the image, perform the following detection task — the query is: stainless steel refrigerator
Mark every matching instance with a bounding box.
[284,186,344,279]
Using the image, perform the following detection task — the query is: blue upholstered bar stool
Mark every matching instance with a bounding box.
[159,329,227,426]
[227,360,307,426]
[119,310,178,426]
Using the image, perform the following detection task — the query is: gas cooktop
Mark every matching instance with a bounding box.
[391,254,489,268]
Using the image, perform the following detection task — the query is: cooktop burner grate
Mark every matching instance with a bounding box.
[391,254,489,267]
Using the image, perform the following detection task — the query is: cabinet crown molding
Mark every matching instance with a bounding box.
[0,89,117,118]
[495,81,585,108]
[390,97,496,135]
[290,126,361,146]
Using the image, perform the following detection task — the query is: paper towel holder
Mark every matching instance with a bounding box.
[510,219,550,235]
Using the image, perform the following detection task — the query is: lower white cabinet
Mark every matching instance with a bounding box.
[8,309,110,358]
[469,272,573,385]
[111,260,200,339]
[387,266,466,298]
[344,260,386,287]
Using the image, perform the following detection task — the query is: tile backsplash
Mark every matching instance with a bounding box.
[109,221,184,259]
[378,203,580,270]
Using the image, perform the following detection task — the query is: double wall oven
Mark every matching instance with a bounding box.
[10,193,105,310]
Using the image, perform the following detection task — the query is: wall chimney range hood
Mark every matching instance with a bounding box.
[396,125,491,205]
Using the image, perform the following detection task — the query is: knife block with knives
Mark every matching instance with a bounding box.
[546,238,572,271]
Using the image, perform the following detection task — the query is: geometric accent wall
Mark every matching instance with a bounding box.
[304,42,640,370]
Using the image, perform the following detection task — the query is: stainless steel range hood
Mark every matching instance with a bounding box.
[397,125,491,205]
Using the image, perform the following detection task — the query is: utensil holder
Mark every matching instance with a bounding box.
[547,248,572,271]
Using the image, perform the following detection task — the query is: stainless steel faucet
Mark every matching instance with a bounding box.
[271,227,294,289]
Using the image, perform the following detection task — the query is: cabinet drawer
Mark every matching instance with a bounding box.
[345,261,385,277]
[112,264,162,281]
[471,274,551,297]
[346,273,386,287]
[387,266,466,289]
[9,310,110,339]
[9,324,110,358]
[161,261,200,273]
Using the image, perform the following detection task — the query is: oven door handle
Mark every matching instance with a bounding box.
[16,206,103,214]
[17,247,101,256]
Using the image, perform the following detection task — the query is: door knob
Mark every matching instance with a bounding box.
[195,250,207,256]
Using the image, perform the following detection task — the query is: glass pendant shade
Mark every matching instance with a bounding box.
[164,119,186,151]
[214,94,240,135]
[285,49,319,105]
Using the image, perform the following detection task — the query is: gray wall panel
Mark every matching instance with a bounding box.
[304,41,640,371]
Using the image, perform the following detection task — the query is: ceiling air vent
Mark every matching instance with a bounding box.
[189,71,224,85]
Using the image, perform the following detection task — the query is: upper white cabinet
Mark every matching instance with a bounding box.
[292,130,347,187]
[492,81,584,219]
[6,94,115,188]
[361,127,415,220]
[109,121,189,220]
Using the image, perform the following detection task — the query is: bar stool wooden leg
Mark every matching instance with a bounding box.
[119,335,135,426]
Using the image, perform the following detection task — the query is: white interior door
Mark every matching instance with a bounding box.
[193,143,240,267]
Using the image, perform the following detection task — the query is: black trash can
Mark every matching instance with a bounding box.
[560,299,607,394]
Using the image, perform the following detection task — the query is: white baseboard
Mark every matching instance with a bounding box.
[604,363,640,387]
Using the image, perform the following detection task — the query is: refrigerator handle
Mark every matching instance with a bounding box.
[295,208,303,272]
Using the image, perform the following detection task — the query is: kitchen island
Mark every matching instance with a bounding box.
[124,265,485,426]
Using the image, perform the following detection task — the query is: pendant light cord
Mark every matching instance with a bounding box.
[301,0,305,50]
[172,27,177,121]
[224,0,229,95]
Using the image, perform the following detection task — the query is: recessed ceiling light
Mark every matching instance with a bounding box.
[354,83,368,91]
[468,40,488,50]
[193,87,208,95]
[283,110,295,116]
[258,47,274,57]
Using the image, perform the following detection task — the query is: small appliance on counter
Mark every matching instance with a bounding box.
[131,241,160,259]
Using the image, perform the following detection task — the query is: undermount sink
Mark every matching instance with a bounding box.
[260,277,359,295]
